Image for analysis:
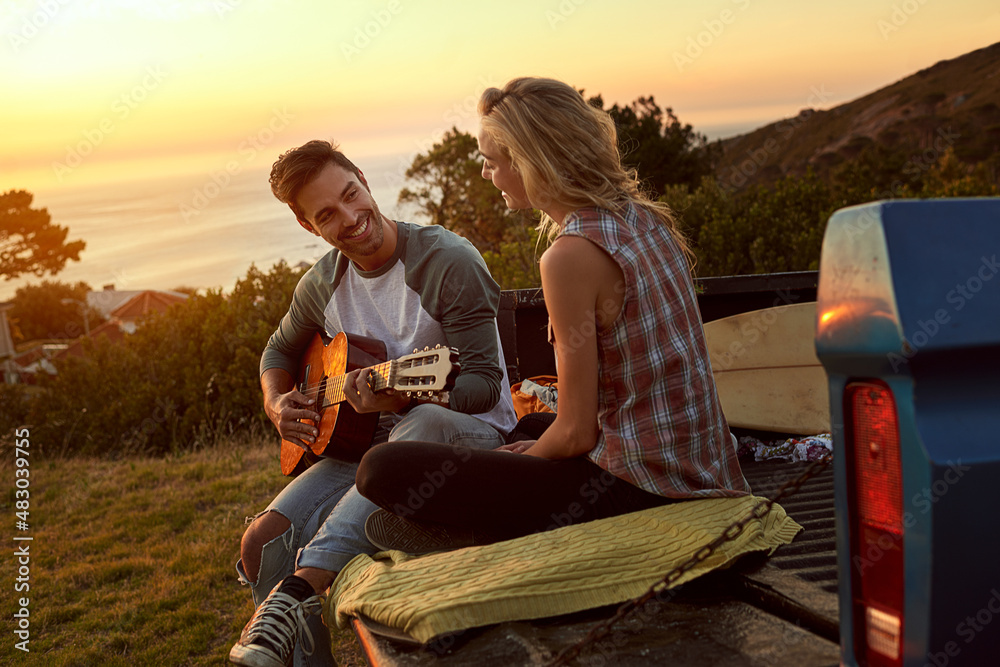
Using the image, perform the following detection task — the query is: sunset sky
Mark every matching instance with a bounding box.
[1,0,998,299]
[4,0,998,191]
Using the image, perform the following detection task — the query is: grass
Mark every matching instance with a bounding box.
[0,433,366,666]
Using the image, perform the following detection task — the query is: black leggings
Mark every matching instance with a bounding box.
[356,441,675,545]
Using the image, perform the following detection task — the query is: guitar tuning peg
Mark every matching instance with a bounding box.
[406,391,413,397]
[423,346,430,351]
[413,348,419,354]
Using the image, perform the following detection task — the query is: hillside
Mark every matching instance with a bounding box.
[714,42,1000,191]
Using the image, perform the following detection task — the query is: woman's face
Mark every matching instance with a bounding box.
[478,128,531,210]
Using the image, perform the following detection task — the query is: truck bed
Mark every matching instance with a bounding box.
[350,458,840,666]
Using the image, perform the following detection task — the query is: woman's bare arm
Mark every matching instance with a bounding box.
[522,234,624,460]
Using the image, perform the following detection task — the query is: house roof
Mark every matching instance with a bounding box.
[9,289,189,374]
[109,290,187,320]
[55,321,128,359]
[87,289,189,319]
[12,340,70,367]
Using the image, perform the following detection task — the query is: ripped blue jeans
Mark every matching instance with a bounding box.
[235,404,506,666]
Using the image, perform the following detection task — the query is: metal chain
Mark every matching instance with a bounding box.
[545,454,834,667]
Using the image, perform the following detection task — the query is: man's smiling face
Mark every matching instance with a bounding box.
[296,162,387,269]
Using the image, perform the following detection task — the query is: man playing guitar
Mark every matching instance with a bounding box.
[231,140,516,667]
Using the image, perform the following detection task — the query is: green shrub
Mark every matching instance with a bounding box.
[664,149,998,278]
[0,383,33,435]
[26,261,304,458]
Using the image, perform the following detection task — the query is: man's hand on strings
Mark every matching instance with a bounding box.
[266,388,321,450]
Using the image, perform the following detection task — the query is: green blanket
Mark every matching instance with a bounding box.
[327,495,801,643]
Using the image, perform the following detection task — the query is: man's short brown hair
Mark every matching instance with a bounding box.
[269,140,363,222]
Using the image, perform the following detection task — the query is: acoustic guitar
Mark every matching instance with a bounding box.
[280,331,459,476]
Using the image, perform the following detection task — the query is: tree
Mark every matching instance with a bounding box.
[9,280,106,342]
[916,148,999,198]
[398,128,522,254]
[663,177,748,276]
[590,95,717,195]
[663,171,834,276]
[829,142,916,205]
[481,225,544,290]
[1,190,85,280]
[398,128,543,289]
[738,171,833,273]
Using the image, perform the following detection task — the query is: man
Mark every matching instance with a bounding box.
[230,140,517,667]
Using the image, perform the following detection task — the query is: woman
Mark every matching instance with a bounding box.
[356,77,749,553]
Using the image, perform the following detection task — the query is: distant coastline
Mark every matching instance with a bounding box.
[0,112,808,304]
[1,155,414,302]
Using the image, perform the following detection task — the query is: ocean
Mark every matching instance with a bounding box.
[2,152,415,301]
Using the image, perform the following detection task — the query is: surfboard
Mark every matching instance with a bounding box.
[703,301,830,435]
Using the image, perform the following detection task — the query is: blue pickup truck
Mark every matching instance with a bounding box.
[818,198,1000,667]
[345,198,1000,666]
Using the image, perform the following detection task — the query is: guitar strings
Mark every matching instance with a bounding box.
[293,349,449,405]
[294,360,394,405]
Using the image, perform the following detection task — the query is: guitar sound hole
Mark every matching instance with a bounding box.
[316,376,328,413]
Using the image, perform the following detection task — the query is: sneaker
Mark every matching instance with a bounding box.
[364,509,475,555]
[229,585,324,667]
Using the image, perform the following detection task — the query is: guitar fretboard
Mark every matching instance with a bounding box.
[322,360,393,406]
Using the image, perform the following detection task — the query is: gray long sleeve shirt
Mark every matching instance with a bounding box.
[261,221,517,434]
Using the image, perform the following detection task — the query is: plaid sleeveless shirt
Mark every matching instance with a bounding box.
[560,203,750,498]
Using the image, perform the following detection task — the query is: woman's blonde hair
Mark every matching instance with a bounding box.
[478,77,693,266]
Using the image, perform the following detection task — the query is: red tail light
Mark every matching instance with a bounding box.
[845,381,904,666]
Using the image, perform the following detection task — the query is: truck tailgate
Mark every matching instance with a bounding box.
[349,458,840,666]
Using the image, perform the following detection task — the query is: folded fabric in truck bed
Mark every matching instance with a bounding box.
[327,495,801,643]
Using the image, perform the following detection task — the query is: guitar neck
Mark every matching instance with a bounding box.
[323,360,394,405]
